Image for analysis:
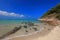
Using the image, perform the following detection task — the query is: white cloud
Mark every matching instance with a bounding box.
[0,10,24,18]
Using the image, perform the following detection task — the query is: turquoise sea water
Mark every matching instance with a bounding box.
[0,19,39,25]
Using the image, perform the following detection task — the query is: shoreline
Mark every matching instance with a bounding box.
[2,23,57,40]
[8,25,60,40]
[3,25,44,40]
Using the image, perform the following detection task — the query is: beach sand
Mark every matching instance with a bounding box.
[3,23,60,40]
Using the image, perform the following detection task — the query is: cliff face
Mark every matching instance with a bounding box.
[39,4,60,26]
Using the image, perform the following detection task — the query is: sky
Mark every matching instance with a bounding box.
[0,0,60,19]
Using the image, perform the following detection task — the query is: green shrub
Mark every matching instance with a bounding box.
[41,4,60,19]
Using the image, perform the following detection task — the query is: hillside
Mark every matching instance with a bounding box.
[41,4,60,20]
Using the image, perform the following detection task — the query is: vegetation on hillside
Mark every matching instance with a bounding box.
[41,4,60,20]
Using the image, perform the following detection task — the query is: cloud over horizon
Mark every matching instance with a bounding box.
[0,10,24,18]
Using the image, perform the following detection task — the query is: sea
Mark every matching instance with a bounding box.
[0,19,39,25]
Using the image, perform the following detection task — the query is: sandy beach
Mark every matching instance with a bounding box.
[2,23,60,40]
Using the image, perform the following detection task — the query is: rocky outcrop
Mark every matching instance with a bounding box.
[39,4,60,26]
[38,13,60,26]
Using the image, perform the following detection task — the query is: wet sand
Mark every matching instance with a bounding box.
[2,23,60,40]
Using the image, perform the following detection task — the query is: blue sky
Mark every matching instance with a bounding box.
[0,0,60,19]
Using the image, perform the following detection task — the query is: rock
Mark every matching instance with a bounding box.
[25,30,28,32]
[24,25,27,28]
[33,28,38,31]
